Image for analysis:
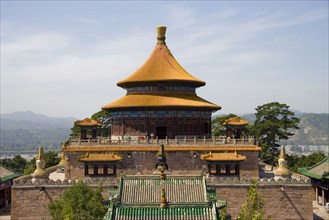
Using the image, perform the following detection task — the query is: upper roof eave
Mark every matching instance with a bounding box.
[101,93,221,111]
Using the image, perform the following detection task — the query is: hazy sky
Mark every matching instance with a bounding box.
[1,1,328,118]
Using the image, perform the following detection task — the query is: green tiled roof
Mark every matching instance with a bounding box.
[121,176,207,205]
[0,166,20,182]
[298,155,329,180]
[113,206,216,220]
[104,175,225,220]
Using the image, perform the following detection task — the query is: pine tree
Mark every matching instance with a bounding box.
[253,102,299,167]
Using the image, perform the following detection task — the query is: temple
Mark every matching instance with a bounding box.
[102,26,220,140]
[10,26,314,220]
[64,26,260,180]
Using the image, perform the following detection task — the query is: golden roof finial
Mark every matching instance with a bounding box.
[160,169,166,180]
[279,145,286,159]
[160,187,167,208]
[157,26,167,45]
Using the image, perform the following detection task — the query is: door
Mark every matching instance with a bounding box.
[156,126,167,139]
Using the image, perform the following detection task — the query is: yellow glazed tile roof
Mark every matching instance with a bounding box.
[102,93,221,110]
[75,118,102,127]
[78,152,123,162]
[117,27,205,88]
[65,145,261,152]
[223,117,249,126]
[200,151,246,161]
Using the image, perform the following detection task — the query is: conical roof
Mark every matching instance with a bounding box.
[117,26,206,88]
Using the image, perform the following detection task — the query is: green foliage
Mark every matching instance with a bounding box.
[1,151,60,175]
[70,124,80,138]
[237,179,265,220]
[0,155,27,174]
[287,152,326,173]
[253,102,300,165]
[48,181,107,220]
[44,151,61,168]
[91,110,111,137]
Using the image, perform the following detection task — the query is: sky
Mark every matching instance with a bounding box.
[1,1,328,118]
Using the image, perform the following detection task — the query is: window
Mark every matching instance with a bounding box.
[208,164,240,176]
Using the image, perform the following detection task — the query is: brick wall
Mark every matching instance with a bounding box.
[11,177,312,220]
[11,178,117,220]
[65,151,259,178]
[212,181,313,220]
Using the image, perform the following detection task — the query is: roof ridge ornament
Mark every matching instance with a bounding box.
[160,187,168,208]
[157,26,167,45]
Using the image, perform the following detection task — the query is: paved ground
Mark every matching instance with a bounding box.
[313,201,329,220]
[0,206,10,220]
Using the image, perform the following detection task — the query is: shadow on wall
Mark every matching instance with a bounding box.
[282,190,304,220]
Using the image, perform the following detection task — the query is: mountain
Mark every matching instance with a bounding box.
[280,113,329,146]
[1,111,75,129]
[0,111,77,152]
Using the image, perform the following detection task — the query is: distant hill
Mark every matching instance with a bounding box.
[1,111,75,129]
[213,112,329,146]
[281,113,329,146]
[0,111,77,152]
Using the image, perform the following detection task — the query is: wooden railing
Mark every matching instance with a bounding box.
[68,136,257,146]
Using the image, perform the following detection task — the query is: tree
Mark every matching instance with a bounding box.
[48,181,107,220]
[44,151,61,167]
[0,155,27,174]
[253,102,299,167]
[91,110,111,137]
[237,179,265,220]
[287,152,326,173]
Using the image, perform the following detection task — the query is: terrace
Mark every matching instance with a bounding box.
[68,136,257,146]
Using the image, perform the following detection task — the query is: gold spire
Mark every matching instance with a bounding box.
[274,146,291,178]
[37,146,44,160]
[160,187,167,208]
[160,169,166,180]
[33,147,46,176]
[279,145,286,159]
[58,143,66,166]
[115,26,207,88]
[157,26,167,44]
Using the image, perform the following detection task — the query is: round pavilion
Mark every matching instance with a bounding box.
[102,26,221,140]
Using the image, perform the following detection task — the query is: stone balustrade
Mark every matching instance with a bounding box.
[69,136,257,146]
[291,172,310,182]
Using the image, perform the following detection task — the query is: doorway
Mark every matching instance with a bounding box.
[156,126,167,139]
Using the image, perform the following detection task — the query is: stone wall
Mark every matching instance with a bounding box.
[65,150,259,178]
[11,176,312,220]
[209,178,313,220]
[11,178,117,220]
